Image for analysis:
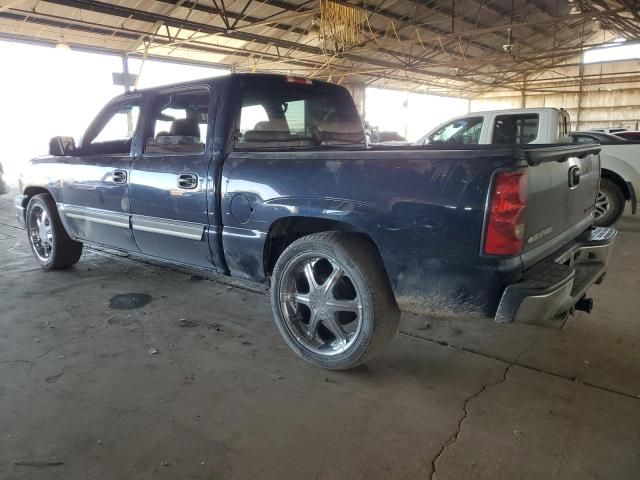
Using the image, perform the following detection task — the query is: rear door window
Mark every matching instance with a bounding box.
[492,114,539,144]
[145,88,210,154]
[237,84,364,149]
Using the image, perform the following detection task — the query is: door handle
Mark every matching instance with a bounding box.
[112,170,128,184]
[568,166,581,188]
[177,173,198,189]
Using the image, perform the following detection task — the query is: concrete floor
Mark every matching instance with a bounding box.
[0,193,639,480]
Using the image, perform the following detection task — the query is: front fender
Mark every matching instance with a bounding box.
[20,156,65,203]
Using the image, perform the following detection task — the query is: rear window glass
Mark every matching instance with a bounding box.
[237,85,364,149]
[492,114,539,144]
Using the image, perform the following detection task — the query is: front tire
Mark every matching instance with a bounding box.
[26,194,83,269]
[594,178,625,227]
[270,232,400,370]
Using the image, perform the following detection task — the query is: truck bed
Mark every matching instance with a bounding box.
[222,142,601,319]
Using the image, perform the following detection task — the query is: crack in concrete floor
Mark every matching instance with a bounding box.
[428,339,537,479]
[0,324,108,366]
[398,331,640,401]
[430,362,514,480]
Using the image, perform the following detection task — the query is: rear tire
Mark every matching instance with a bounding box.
[594,178,625,227]
[26,194,83,269]
[270,232,400,370]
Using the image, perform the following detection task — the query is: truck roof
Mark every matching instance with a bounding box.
[128,73,334,94]
[465,107,565,116]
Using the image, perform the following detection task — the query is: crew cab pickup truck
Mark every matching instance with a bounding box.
[16,74,616,370]
[415,108,639,227]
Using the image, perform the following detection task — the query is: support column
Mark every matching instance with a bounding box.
[576,62,584,130]
[343,82,365,117]
[122,53,131,93]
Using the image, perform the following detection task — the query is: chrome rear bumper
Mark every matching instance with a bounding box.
[495,226,616,324]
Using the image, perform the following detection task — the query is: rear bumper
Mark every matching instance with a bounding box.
[14,194,26,226]
[495,226,617,324]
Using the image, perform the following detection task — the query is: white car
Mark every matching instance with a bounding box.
[570,131,639,225]
[415,108,639,226]
[414,108,572,146]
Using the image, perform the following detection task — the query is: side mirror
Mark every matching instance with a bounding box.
[49,136,76,156]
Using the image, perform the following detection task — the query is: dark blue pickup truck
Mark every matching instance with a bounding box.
[16,74,616,369]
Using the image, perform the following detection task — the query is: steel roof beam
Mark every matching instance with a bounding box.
[0,8,487,94]
[40,0,514,89]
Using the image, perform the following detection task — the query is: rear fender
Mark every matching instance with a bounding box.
[222,198,387,282]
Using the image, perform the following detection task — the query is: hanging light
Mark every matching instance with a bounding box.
[569,5,582,15]
[502,28,514,54]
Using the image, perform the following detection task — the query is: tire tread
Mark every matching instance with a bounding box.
[27,194,83,269]
[271,231,399,370]
[595,178,625,227]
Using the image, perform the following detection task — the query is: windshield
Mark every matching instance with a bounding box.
[421,117,483,145]
[236,85,365,149]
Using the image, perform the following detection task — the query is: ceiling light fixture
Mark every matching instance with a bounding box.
[502,28,514,54]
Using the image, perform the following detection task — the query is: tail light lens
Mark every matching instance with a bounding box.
[484,171,528,256]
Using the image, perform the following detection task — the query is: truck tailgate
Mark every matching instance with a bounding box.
[520,145,601,268]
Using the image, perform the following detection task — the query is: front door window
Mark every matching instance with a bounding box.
[83,98,141,156]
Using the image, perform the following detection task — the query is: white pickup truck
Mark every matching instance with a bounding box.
[415,108,640,226]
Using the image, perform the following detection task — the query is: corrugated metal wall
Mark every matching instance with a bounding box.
[469,60,640,131]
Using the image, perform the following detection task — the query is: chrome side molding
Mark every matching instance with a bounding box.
[60,204,130,228]
[58,204,205,241]
[132,215,205,241]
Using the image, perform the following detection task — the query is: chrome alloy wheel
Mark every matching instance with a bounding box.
[278,254,364,356]
[594,190,611,220]
[29,205,53,261]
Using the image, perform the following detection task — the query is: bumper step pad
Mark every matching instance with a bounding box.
[495,227,616,325]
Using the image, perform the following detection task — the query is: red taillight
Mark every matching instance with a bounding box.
[484,171,528,256]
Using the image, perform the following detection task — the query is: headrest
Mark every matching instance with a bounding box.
[312,121,365,144]
[170,118,200,138]
[254,120,289,132]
